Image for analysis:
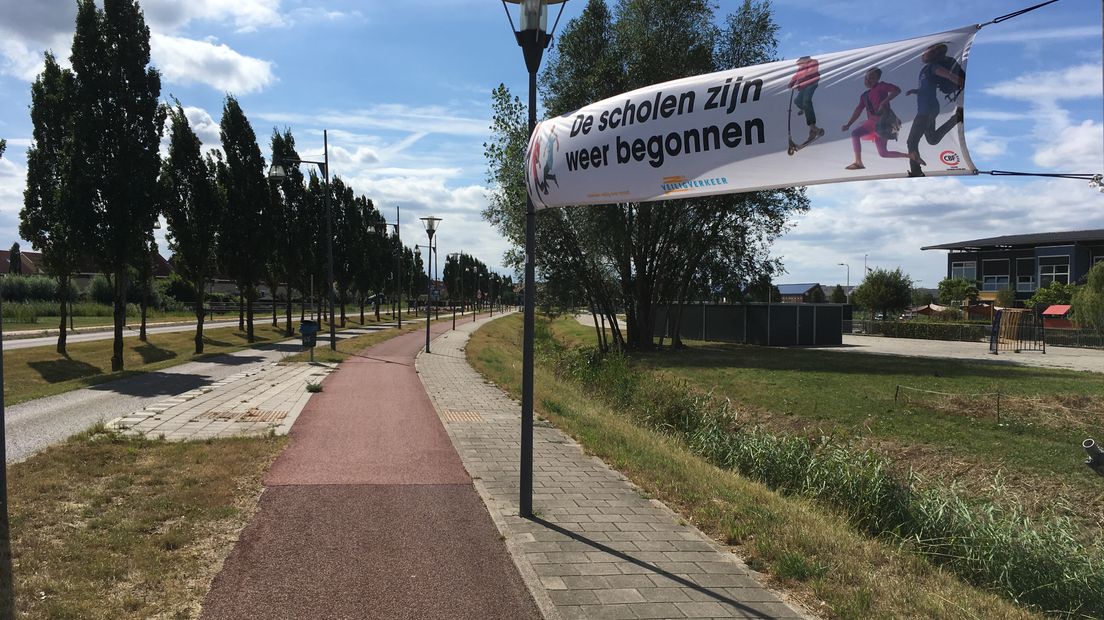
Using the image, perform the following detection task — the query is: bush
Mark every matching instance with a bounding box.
[874,320,989,342]
[87,274,114,305]
[0,275,70,302]
[542,336,1104,616]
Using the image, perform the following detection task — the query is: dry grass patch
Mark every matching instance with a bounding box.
[8,426,287,619]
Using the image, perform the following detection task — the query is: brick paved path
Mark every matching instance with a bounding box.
[418,317,810,620]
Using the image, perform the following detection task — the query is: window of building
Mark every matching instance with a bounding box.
[1017,275,1035,292]
[1016,258,1035,292]
[951,261,976,280]
[1039,263,1070,286]
[982,275,1009,291]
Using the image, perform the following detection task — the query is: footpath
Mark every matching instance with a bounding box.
[200,313,808,619]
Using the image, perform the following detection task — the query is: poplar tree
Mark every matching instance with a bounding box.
[217,95,270,343]
[269,129,306,335]
[21,52,82,354]
[162,104,221,353]
[69,0,165,371]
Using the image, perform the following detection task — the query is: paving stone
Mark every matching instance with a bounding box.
[415,318,810,620]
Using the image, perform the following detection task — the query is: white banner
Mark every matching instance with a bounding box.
[527,26,978,209]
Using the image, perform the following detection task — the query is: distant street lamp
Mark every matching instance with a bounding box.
[376,207,402,328]
[838,263,850,289]
[500,0,568,519]
[268,130,336,350]
[420,216,441,352]
[449,252,462,329]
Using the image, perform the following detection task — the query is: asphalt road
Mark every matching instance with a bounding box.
[4,323,394,463]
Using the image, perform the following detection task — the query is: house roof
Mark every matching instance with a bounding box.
[1042,304,1072,316]
[777,283,820,295]
[0,250,174,278]
[921,229,1104,251]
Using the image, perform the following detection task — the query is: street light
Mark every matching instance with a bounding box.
[420,216,441,353]
[268,130,336,351]
[375,207,402,328]
[501,0,568,519]
[449,252,462,329]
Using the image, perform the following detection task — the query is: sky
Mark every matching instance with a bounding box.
[0,0,1100,289]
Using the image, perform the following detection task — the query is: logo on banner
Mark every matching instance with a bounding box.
[661,175,730,195]
[529,124,560,197]
[940,150,961,168]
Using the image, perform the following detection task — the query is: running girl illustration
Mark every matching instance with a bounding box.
[529,125,559,196]
[788,56,823,144]
[905,42,965,177]
[840,68,919,170]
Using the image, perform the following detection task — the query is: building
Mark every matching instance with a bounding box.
[0,249,174,288]
[921,229,1104,303]
[777,283,824,304]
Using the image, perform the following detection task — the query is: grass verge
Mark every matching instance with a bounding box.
[467,315,1048,619]
[8,425,287,619]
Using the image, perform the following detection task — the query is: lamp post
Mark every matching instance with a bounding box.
[420,216,441,352]
[433,236,440,320]
[376,207,402,328]
[501,0,567,519]
[268,130,336,350]
[449,252,462,329]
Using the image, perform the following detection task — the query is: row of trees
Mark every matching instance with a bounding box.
[442,253,513,311]
[484,0,808,352]
[19,0,425,366]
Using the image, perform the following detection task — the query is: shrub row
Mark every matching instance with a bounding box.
[873,320,990,342]
[4,302,167,324]
[541,334,1103,617]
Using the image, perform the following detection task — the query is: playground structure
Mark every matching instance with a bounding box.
[989,308,1046,355]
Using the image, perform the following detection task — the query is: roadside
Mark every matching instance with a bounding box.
[836,333,1104,373]
[3,318,240,346]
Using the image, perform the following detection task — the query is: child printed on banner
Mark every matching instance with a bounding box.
[905,42,965,177]
[841,67,920,170]
[788,56,823,142]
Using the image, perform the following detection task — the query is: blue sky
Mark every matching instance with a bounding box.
[0,0,1100,289]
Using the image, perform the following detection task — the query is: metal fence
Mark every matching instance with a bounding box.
[653,303,849,346]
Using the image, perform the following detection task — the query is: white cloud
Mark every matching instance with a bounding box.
[978,26,1100,45]
[257,105,489,137]
[151,33,275,94]
[983,64,1101,102]
[142,0,286,33]
[1033,119,1103,169]
[182,106,222,148]
[964,127,1008,159]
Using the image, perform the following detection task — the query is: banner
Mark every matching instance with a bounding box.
[527,26,978,209]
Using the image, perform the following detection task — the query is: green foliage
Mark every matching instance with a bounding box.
[543,333,1104,616]
[8,242,22,274]
[0,275,67,302]
[853,268,912,318]
[485,0,806,350]
[829,284,847,304]
[87,274,114,305]
[911,288,935,307]
[872,320,989,342]
[995,287,1016,308]
[161,104,219,295]
[1027,279,1076,308]
[1072,262,1104,334]
[938,277,977,306]
[808,285,827,303]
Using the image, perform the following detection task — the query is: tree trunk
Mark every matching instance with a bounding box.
[111,273,127,371]
[285,292,293,336]
[359,298,365,324]
[272,286,278,327]
[56,275,68,355]
[194,281,205,354]
[246,294,255,343]
[238,296,244,330]
[139,283,148,342]
[374,294,381,321]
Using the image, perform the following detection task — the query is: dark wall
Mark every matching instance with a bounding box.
[655,303,846,346]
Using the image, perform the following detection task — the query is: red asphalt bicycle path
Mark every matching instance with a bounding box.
[201,315,540,620]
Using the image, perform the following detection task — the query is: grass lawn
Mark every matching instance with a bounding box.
[623,333,1104,533]
[467,314,1038,619]
[5,313,201,332]
[3,313,398,405]
[8,426,287,619]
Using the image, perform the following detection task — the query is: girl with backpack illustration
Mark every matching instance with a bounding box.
[905,42,965,177]
[841,67,921,170]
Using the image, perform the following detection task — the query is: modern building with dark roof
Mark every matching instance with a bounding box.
[921,229,1104,303]
[777,283,823,304]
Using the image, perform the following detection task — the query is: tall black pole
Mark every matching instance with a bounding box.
[324,130,336,351]
[0,280,13,619]
[397,207,402,328]
[424,234,434,353]
[433,237,439,320]
[520,61,538,518]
